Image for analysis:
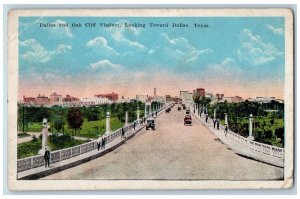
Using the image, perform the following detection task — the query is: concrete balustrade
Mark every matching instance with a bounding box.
[17,103,172,173]
[191,107,284,167]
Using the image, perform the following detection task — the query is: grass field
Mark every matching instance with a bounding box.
[62,118,124,138]
[17,135,88,159]
[21,117,124,139]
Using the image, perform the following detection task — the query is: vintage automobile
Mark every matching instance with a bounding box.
[146,118,155,130]
[182,106,186,110]
[165,107,171,113]
[177,106,181,111]
[186,109,190,114]
[184,114,192,125]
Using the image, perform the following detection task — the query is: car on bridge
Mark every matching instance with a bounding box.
[146,118,155,130]
[186,109,190,114]
[165,108,171,113]
[184,114,192,125]
[177,107,181,111]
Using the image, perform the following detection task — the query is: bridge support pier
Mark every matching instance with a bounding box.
[105,112,111,135]
[248,114,254,140]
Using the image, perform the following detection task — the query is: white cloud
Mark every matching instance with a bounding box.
[86,36,119,55]
[90,59,121,69]
[237,29,283,66]
[47,19,74,38]
[108,20,145,50]
[266,24,284,35]
[20,39,72,63]
[161,33,213,63]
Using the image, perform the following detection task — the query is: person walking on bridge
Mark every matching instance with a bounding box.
[216,119,220,130]
[121,127,125,138]
[96,137,101,151]
[101,136,106,150]
[44,147,50,168]
[224,124,228,137]
[133,121,136,130]
[205,113,208,123]
[213,119,216,129]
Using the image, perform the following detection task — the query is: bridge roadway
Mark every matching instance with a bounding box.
[43,105,283,180]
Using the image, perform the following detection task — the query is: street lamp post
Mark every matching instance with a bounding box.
[225,113,228,128]
[248,114,254,140]
[125,111,128,126]
[105,111,111,135]
[38,118,49,155]
[137,106,140,120]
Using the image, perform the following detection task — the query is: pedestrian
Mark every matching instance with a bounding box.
[156,111,157,116]
[205,114,208,123]
[97,137,101,151]
[213,119,216,129]
[121,127,125,138]
[194,109,195,114]
[133,121,136,130]
[200,111,202,117]
[217,119,220,130]
[101,136,106,149]
[44,147,50,168]
[224,124,228,136]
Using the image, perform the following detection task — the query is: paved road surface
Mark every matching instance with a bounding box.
[43,105,283,180]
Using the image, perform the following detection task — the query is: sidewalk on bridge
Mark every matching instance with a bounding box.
[17,124,145,180]
[17,108,167,180]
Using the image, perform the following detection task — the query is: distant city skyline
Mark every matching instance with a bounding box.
[19,17,285,100]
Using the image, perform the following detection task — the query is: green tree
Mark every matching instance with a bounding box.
[53,119,64,133]
[67,108,84,135]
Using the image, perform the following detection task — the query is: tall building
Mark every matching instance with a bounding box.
[165,95,172,103]
[196,88,205,97]
[22,96,36,105]
[95,92,118,101]
[216,93,224,100]
[136,94,148,102]
[50,92,63,105]
[35,94,49,105]
[63,95,80,102]
[180,91,193,105]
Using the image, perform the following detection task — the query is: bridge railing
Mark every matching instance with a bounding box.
[17,103,172,173]
[193,109,284,168]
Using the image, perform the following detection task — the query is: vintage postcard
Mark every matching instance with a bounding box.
[7,9,294,190]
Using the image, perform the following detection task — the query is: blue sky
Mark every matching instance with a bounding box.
[18,17,285,99]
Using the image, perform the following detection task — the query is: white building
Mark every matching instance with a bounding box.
[136,94,148,102]
[180,91,193,106]
[205,92,213,99]
[154,95,166,103]
[248,97,277,104]
[79,97,112,106]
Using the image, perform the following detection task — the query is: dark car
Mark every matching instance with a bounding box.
[146,118,155,130]
[165,108,171,113]
[182,106,186,110]
[186,109,190,114]
[184,114,192,125]
[178,107,181,111]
